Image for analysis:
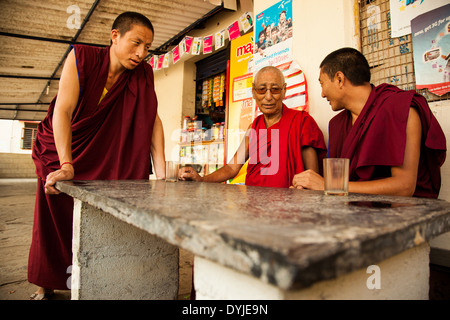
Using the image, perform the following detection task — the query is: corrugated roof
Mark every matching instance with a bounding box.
[0,0,226,121]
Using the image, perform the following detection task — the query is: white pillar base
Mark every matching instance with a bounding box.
[194,243,430,300]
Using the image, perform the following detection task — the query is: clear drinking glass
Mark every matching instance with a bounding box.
[165,161,179,182]
[323,158,349,196]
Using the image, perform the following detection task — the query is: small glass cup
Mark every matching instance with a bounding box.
[165,161,179,182]
[323,158,349,196]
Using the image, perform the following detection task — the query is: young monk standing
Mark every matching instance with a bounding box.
[29,12,165,299]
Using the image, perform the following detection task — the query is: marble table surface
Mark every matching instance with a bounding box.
[57,179,450,290]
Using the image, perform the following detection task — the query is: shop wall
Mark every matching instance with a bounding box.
[153,61,185,163]
[153,9,247,167]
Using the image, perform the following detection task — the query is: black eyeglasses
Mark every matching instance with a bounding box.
[253,87,283,95]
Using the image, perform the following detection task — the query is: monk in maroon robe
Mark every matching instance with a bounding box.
[28,12,166,299]
[292,47,446,198]
[179,66,326,187]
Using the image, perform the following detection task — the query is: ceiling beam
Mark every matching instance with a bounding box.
[0,107,48,112]
[0,31,107,48]
[0,75,60,80]
[36,0,102,104]
[0,103,48,105]
[0,116,44,121]
[0,31,163,55]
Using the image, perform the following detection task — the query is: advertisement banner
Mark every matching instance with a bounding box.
[411,4,450,96]
[253,0,308,114]
[390,0,448,38]
[203,35,213,54]
[227,32,255,183]
[172,46,180,64]
[227,21,241,41]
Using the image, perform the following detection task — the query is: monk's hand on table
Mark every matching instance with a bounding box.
[44,166,75,195]
[178,166,203,182]
[291,169,324,190]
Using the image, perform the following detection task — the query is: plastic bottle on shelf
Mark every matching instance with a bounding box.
[202,127,209,141]
[194,127,202,142]
[214,123,220,140]
[188,128,194,142]
[219,122,225,140]
[192,116,201,130]
[183,116,191,130]
[180,129,187,143]
[211,124,217,140]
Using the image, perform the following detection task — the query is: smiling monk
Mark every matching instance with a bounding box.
[292,47,446,198]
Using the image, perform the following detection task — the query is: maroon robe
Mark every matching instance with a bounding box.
[246,104,327,188]
[28,44,158,289]
[328,83,446,198]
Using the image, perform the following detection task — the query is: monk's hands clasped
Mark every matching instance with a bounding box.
[291,169,324,190]
[178,166,203,182]
[44,164,75,195]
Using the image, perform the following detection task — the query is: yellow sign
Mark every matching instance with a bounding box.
[227,32,254,184]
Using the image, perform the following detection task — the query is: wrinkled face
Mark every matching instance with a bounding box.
[319,67,343,112]
[111,24,153,70]
[252,69,286,117]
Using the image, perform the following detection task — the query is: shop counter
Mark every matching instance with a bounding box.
[56,180,450,300]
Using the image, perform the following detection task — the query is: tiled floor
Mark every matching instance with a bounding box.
[0,179,193,300]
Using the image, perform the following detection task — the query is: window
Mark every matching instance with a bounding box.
[21,122,38,150]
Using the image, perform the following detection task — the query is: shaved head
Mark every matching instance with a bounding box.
[253,66,285,85]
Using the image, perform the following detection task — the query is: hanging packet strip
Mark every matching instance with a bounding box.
[203,35,213,54]
[152,55,159,70]
[239,12,253,33]
[185,36,193,53]
[148,55,155,69]
[157,55,164,69]
[179,38,186,56]
[163,53,170,68]
[192,37,202,55]
[227,20,241,41]
[172,46,180,64]
[215,30,226,50]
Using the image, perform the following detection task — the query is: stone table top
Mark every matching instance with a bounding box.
[57,180,450,290]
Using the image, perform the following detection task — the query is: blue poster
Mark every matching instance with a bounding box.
[253,0,308,112]
[254,0,293,68]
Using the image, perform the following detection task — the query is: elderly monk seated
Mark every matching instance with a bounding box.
[292,47,446,198]
[179,66,327,188]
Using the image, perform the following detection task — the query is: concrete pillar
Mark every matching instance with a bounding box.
[71,200,179,300]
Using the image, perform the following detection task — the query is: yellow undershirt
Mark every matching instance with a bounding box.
[99,87,108,104]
